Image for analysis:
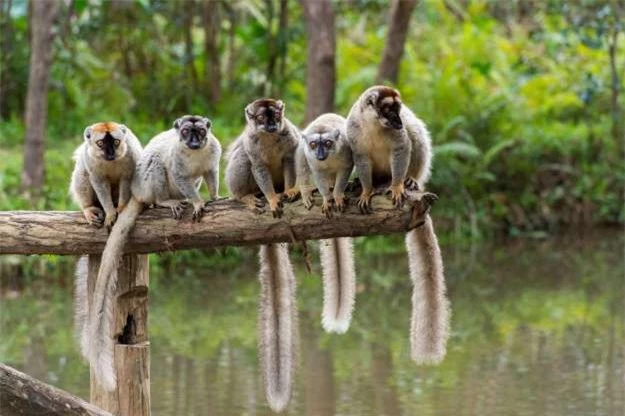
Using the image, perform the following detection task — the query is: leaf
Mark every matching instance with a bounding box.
[482,139,517,167]
[434,142,482,159]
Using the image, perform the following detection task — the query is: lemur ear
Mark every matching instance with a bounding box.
[119,124,128,135]
[202,117,212,129]
[276,100,285,112]
[84,126,92,140]
[331,129,341,140]
[173,118,182,130]
[244,104,254,121]
[365,91,378,107]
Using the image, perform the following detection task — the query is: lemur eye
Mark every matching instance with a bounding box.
[199,128,207,136]
[96,140,104,148]
[182,128,189,136]
[310,142,318,149]
[324,141,333,148]
[257,114,265,122]
[113,139,121,147]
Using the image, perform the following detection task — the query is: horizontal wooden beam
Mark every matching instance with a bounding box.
[0,190,436,256]
[0,363,113,416]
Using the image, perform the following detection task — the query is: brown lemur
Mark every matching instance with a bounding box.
[225,98,300,218]
[346,86,450,364]
[70,122,143,229]
[225,99,299,412]
[296,113,356,334]
[71,122,142,373]
[80,116,221,391]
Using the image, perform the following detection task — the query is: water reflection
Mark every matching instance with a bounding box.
[1,230,623,415]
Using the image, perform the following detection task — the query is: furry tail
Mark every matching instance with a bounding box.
[87,198,143,391]
[258,243,298,412]
[319,237,356,334]
[74,255,90,360]
[405,216,450,364]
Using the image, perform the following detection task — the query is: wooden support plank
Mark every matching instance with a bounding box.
[0,363,113,416]
[86,254,150,416]
[0,191,436,255]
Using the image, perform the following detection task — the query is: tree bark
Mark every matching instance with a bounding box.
[0,190,437,255]
[300,0,336,124]
[376,0,418,85]
[0,363,113,416]
[0,0,14,119]
[21,0,58,194]
[183,0,198,107]
[203,0,221,104]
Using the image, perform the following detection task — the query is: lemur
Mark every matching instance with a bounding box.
[296,113,356,334]
[71,122,142,370]
[346,86,450,364]
[79,116,221,391]
[225,99,299,412]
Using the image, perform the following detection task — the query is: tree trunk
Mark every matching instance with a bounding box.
[608,28,622,159]
[376,0,418,85]
[203,0,221,104]
[184,0,198,108]
[277,0,289,95]
[300,0,336,124]
[0,0,14,119]
[21,0,58,194]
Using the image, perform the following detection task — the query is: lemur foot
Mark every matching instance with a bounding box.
[83,206,104,228]
[386,183,406,208]
[321,199,333,218]
[405,177,420,191]
[267,194,284,218]
[334,194,347,213]
[192,200,205,221]
[103,210,118,230]
[358,189,373,214]
[158,200,186,219]
[282,187,299,202]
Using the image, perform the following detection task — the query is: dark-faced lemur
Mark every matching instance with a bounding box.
[346,86,450,364]
[78,116,221,391]
[296,113,356,334]
[71,122,142,370]
[225,99,299,412]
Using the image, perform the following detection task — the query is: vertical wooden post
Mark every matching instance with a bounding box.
[86,254,150,416]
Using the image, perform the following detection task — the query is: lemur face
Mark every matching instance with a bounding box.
[365,87,404,130]
[303,129,342,161]
[85,122,128,161]
[245,99,285,134]
[174,115,211,150]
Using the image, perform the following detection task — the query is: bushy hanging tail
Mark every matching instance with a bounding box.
[87,197,143,391]
[319,237,356,334]
[258,243,298,412]
[405,216,450,364]
[74,255,90,360]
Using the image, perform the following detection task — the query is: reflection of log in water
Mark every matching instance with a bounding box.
[371,344,401,416]
[302,319,336,416]
[258,243,298,412]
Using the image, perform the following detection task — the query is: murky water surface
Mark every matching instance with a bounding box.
[1,230,624,415]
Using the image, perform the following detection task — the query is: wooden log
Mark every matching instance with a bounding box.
[0,362,113,416]
[87,254,150,416]
[0,190,436,255]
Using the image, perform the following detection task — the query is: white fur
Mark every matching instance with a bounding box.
[87,198,143,391]
[319,238,356,334]
[405,216,450,364]
[258,243,298,412]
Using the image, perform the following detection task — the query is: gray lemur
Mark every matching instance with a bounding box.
[296,113,356,334]
[80,115,221,391]
[346,86,450,364]
[225,99,298,412]
[225,98,300,218]
[70,121,142,228]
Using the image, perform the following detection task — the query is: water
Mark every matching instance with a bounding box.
[1,230,624,415]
